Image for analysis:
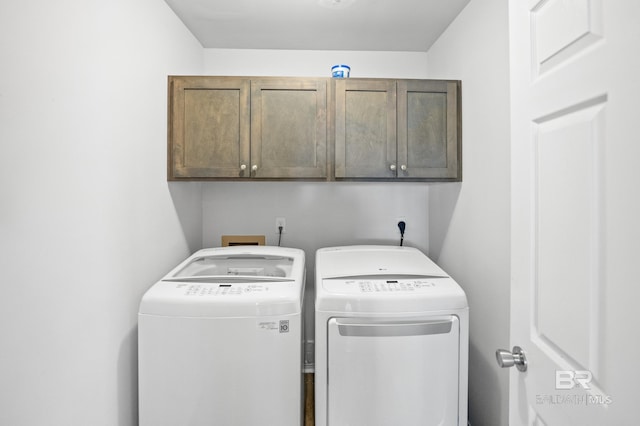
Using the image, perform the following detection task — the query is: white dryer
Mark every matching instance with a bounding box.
[139,246,305,426]
[315,246,468,426]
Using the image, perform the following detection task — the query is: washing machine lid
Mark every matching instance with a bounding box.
[316,246,448,279]
[315,246,467,313]
[139,246,305,317]
[165,246,303,282]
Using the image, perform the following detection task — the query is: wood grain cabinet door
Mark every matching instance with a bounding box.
[250,78,328,179]
[168,76,250,179]
[397,80,461,180]
[334,79,397,178]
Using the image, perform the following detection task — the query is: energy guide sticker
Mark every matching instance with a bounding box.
[257,321,278,331]
[257,320,290,333]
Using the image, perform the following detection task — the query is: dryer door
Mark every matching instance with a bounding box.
[327,316,460,426]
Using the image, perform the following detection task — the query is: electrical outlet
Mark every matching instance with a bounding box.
[276,217,286,234]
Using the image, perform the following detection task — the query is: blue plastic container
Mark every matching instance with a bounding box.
[331,64,351,78]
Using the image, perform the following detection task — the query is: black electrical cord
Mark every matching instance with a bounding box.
[278,226,283,246]
[398,221,406,246]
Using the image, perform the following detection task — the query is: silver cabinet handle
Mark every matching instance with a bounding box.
[496,346,527,372]
[240,164,247,171]
[390,164,397,171]
[251,165,258,172]
[401,164,407,171]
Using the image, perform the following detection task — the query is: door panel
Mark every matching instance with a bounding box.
[169,77,250,179]
[327,317,459,426]
[183,89,241,169]
[407,91,447,168]
[334,79,397,178]
[397,80,460,179]
[534,101,605,374]
[251,78,327,178]
[532,0,603,75]
[509,0,639,424]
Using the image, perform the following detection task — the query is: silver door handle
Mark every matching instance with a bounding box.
[496,346,527,372]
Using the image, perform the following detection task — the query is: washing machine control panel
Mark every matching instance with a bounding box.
[323,278,446,294]
[169,282,284,296]
[185,283,270,296]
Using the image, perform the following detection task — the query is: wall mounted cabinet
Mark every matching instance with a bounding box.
[334,78,461,180]
[168,76,327,180]
[168,76,460,181]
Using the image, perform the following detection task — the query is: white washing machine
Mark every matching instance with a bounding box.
[138,246,305,426]
[315,246,468,426]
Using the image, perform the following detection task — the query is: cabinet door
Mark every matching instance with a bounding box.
[335,79,397,178]
[397,80,461,180]
[168,77,250,179]
[250,78,327,179]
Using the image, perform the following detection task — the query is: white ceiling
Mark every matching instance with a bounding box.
[164,0,470,52]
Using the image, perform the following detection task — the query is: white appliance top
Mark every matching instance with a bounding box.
[315,246,467,313]
[139,246,305,318]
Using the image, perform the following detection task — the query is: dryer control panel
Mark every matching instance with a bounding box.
[323,278,444,294]
[358,279,435,292]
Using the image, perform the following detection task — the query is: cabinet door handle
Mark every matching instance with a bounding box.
[390,164,397,171]
[251,165,258,172]
[400,164,407,171]
[240,164,247,171]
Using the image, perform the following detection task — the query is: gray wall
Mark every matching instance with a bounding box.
[427,0,512,425]
[0,1,203,425]
[202,181,430,351]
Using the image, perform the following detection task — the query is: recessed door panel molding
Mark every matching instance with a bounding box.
[532,97,606,382]
[259,90,317,168]
[406,91,447,168]
[251,78,328,179]
[528,406,548,426]
[183,89,241,169]
[531,0,604,76]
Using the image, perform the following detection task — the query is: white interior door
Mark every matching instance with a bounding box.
[508,0,640,424]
